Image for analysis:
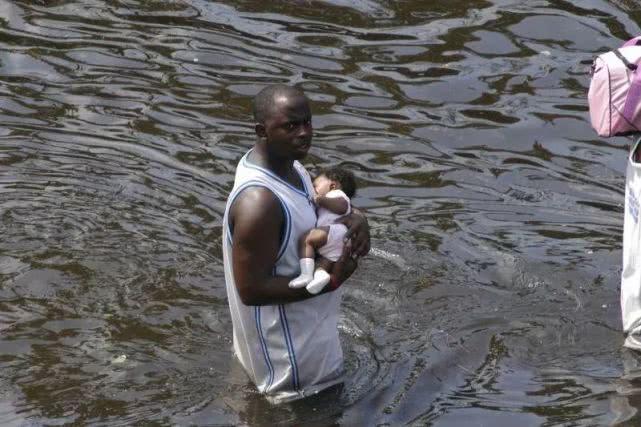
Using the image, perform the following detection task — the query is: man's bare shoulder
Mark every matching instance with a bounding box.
[229,186,283,233]
[231,186,280,212]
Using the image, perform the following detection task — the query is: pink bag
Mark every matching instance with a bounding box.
[589,36,641,137]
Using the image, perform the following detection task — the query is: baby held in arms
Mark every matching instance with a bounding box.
[289,167,356,294]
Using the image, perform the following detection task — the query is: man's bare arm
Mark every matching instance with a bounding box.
[230,187,357,305]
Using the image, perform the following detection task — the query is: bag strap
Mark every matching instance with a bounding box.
[623,76,641,123]
[616,47,641,121]
[615,49,638,71]
[623,36,641,48]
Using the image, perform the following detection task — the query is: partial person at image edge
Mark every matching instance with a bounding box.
[622,138,641,349]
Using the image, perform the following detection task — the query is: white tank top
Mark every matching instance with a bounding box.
[622,139,641,349]
[222,150,344,403]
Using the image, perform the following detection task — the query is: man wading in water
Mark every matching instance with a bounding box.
[222,85,370,403]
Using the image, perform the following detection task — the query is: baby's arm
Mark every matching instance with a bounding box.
[314,194,349,215]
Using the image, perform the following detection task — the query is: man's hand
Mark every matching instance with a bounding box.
[336,208,370,258]
[327,241,358,290]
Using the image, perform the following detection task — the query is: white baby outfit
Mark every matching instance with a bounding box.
[316,189,352,261]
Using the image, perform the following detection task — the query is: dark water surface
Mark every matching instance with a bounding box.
[1,0,640,425]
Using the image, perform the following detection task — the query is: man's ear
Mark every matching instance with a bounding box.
[255,123,266,138]
[329,182,337,191]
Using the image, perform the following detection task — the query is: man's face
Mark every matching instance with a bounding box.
[261,93,312,161]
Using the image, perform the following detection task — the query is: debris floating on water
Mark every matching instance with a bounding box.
[369,247,409,271]
[112,354,127,364]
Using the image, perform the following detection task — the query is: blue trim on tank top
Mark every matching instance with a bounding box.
[224,181,291,262]
[242,149,310,199]
[278,304,300,391]
[255,306,274,391]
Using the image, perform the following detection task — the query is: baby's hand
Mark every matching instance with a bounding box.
[313,194,320,205]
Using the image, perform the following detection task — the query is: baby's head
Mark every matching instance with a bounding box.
[313,167,356,198]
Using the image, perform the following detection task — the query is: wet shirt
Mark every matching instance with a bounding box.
[222,150,344,403]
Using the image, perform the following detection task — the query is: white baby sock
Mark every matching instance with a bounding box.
[289,258,315,288]
[306,269,331,294]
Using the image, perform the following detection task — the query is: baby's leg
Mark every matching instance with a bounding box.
[306,223,348,293]
[289,227,330,289]
[299,226,330,259]
[306,259,334,294]
[316,258,334,273]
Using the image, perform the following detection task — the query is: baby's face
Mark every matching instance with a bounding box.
[313,174,335,196]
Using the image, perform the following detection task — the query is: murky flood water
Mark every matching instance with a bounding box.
[1,0,640,425]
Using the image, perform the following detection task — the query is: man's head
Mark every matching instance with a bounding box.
[253,84,312,161]
[313,167,356,198]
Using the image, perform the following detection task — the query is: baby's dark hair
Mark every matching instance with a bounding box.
[319,167,356,198]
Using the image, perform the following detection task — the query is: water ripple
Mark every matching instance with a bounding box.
[0,0,635,425]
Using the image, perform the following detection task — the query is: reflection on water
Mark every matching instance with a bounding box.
[0,0,638,424]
